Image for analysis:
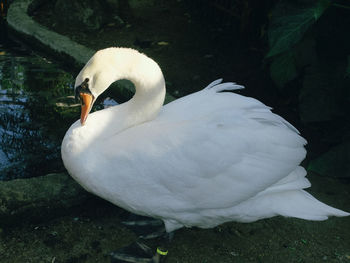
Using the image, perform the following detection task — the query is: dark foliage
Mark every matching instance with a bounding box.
[266,0,350,177]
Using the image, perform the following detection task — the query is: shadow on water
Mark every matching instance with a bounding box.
[0,35,120,181]
[0,7,78,180]
[0,0,126,180]
[0,15,128,182]
[0,43,79,180]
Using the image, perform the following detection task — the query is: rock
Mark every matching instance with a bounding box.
[0,173,91,226]
[53,0,110,31]
[7,0,95,66]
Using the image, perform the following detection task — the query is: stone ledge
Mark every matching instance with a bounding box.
[7,0,95,66]
[6,0,175,103]
[0,173,91,226]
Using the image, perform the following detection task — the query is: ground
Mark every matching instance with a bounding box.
[1,0,349,262]
[0,173,349,263]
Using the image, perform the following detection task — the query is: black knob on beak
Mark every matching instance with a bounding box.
[74,78,90,102]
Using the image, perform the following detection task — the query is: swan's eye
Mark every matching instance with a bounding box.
[75,79,93,102]
[81,80,89,90]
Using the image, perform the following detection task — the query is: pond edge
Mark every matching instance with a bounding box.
[2,0,173,225]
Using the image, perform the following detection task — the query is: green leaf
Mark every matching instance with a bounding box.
[270,51,297,89]
[267,0,331,58]
[308,141,350,178]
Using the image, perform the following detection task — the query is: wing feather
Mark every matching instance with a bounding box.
[98,82,306,217]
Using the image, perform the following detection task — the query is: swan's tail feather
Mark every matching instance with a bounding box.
[230,167,350,222]
[204,79,244,92]
[276,190,349,220]
[232,189,349,223]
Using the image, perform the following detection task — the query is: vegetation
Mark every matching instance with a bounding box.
[184,0,350,178]
[265,0,350,177]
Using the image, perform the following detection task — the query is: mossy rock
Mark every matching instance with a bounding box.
[0,173,91,226]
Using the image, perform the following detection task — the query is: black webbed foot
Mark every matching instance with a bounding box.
[110,239,168,263]
[111,214,171,263]
[121,214,166,239]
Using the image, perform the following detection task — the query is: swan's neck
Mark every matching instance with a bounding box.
[63,48,166,154]
[125,70,166,127]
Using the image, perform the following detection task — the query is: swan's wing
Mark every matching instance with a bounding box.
[99,81,306,215]
[160,79,299,133]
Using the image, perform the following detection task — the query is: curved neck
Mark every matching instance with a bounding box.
[125,65,166,126]
[67,48,166,148]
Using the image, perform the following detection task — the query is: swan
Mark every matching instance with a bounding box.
[61,47,349,261]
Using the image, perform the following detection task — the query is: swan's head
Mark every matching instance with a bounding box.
[74,47,164,126]
[74,48,124,125]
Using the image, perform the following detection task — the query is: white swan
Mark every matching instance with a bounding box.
[62,47,349,234]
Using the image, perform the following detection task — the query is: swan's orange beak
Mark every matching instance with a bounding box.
[80,93,93,125]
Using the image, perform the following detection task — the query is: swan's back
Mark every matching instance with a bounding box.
[160,80,299,133]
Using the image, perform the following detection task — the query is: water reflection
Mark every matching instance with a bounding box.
[0,47,77,180]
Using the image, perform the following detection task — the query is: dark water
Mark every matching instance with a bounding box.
[0,44,78,180]
[0,5,122,180]
[0,44,119,180]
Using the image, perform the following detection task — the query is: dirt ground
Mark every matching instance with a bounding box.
[1,1,349,262]
[0,173,349,263]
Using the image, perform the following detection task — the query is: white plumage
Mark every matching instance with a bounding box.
[61,48,349,233]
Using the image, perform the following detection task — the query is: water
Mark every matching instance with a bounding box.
[0,44,77,180]
[0,7,121,181]
[0,43,120,180]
